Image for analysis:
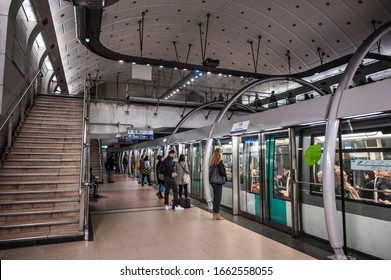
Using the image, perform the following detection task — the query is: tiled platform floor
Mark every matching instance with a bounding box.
[0,173,322,260]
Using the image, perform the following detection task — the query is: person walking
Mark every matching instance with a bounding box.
[209,147,227,220]
[155,155,165,199]
[161,150,184,211]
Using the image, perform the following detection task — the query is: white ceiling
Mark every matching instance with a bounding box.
[47,0,391,95]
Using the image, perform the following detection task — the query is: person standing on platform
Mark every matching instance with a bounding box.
[209,147,227,220]
[162,150,184,211]
[122,154,128,175]
[141,155,152,186]
[176,154,190,199]
[137,155,145,184]
[155,155,165,199]
[105,154,115,183]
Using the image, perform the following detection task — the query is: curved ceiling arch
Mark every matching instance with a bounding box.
[47,0,391,95]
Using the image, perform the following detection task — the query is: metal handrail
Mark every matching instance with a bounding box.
[78,77,91,239]
[0,70,42,132]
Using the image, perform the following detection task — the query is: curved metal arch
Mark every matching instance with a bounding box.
[163,101,257,157]
[322,20,391,260]
[202,76,327,209]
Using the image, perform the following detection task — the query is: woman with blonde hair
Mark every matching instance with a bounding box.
[209,147,227,220]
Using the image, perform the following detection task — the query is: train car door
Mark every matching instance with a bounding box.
[238,134,262,220]
[214,138,234,210]
[264,132,292,232]
[191,143,202,200]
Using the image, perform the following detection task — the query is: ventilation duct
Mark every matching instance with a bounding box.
[63,0,119,9]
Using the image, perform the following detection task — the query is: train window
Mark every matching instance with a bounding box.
[273,137,291,201]
[312,131,391,206]
[239,136,261,194]
[342,131,391,205]
[221,143,233,182]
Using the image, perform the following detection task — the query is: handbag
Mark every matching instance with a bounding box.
[141,168,150,175]
[183,173,191,184]
[209,166,226,184]
[158,173,165,181]
[178,162,191,184]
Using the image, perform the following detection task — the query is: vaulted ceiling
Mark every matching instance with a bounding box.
[46,0,391,95]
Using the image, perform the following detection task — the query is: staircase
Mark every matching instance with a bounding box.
[0,95,84,246]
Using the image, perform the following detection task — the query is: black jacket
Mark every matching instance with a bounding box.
[105,157,115,171]
[162,156,175,177]
[156,160,165,183]
[217,160,227,179]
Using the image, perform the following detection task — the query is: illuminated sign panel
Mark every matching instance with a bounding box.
[128,129,154,140]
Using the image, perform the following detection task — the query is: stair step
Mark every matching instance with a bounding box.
[0,198,80,210]
[0,228,83,244]
[15,131,82,138]
[34,102,82,107]
[29,108,82,114]
[8,147,82,154]
[0,190,79,201]
[0,180,79,191]
[34,102,83,108]
[24,119,82,125]
[15,135,82,141]
[1,159,80,167]
[26,115,83,122]
[28,111,82,118]
[1,218,79,228]
[0,208,80,223]
[0,189,79,200]
[19,123,82,129]
[30,107,82,112]
[0,166,80,174]
[0,173,80,181]
[4,153,81,160]
[0,218,80,237]
[19,126,82,133]
[13,142,80,148]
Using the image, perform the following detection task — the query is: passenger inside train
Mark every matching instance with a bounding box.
[335,169,360,200]
[374,170,391,204]
[359,170,376,200]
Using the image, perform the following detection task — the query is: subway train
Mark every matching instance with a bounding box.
[117,76,391,260]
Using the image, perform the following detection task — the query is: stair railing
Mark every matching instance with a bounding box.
[79,78,91,240]
[0,70,42,150]
[98,138,104,183]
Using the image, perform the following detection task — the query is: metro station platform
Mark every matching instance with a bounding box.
[0,174,330,260]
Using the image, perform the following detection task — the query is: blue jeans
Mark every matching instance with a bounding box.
[138,173,145,184]
[157,182,165,193]
[211,183,223,213]
[141,174,151,185]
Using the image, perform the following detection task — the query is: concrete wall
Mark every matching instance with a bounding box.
[89,101,250,138]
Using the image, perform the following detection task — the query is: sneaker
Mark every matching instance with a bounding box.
[174,205,184,211]
[165,205,171,210]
